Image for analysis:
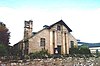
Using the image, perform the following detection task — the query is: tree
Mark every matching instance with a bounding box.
[79,44,91,54]
[69,44,91,57]
[0,22,10,46]
[0,44,7,57]
[0,22,10,60]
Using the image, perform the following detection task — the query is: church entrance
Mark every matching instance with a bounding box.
[54,45,61,54]
[57,45,61,54]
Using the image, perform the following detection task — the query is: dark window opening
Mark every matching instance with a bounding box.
[57,25,61,30]
[57,45,61,54]
[40,38,45,46]
[71,41,74,48]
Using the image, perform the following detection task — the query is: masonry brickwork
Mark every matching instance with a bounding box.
[15,20,78,55]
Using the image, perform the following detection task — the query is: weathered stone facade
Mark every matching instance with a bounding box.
[18,20,77,55]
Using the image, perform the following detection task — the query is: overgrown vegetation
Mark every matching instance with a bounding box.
[0,44,8,57]
[0,22,10,60]
[69,44,91,57]
[29,49,50,59]
[0,22,10,46]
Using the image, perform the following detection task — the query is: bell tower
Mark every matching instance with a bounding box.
[23,20,33,55]
[24,20,33,39]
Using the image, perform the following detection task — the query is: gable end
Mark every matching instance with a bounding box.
[48,20,72,32]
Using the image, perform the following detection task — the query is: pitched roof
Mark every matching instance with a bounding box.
[14,20,73,45]
[32,20,72,37]
[32,20,72,36]
[48,20,72,32]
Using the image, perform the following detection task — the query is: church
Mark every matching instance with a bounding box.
[15,20,77,55]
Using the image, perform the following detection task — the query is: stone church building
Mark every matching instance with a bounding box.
[15,20,77,55]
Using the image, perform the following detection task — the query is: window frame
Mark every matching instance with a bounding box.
[40,38,45,47]
[70,41,74,48]
[57,25,61,30]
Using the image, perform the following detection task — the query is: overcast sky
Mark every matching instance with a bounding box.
[0,0,100,45]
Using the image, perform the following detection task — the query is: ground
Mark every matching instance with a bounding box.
[0,57,100,66]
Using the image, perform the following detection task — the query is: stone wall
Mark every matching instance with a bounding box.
[0,57,100,66]
[29,29,50,53]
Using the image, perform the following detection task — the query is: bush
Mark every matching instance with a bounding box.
[69,44,91,57]
[69,48,79,55]
[79,44,91,55]
[29,49,50,59]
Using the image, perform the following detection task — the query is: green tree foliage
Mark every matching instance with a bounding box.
[0,44,7,56]
[79,44,91,54]
[0,22,10,46]
[69,44,91,56]
[0,22,10,60]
